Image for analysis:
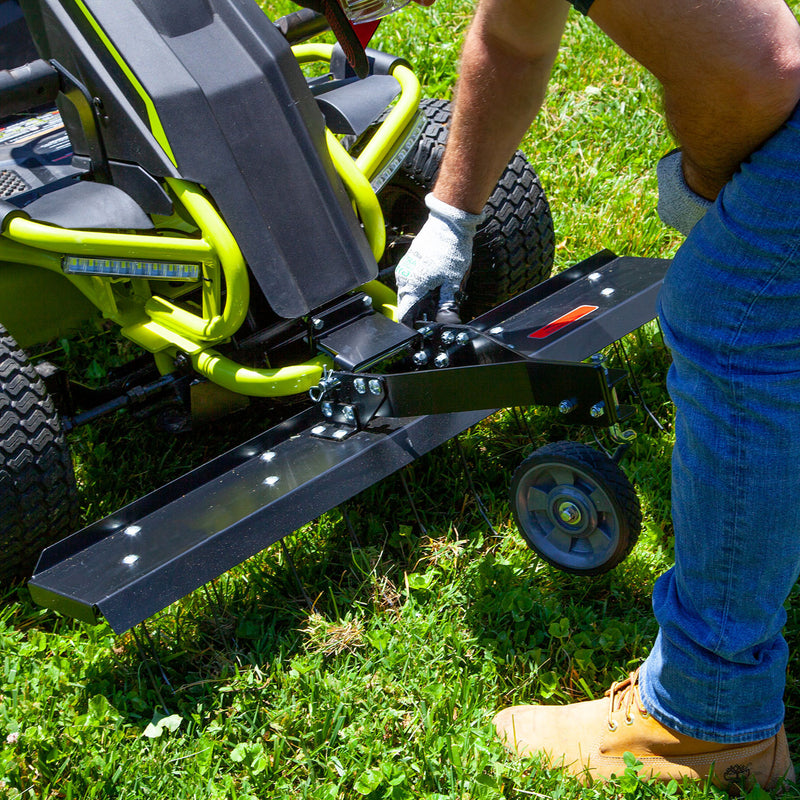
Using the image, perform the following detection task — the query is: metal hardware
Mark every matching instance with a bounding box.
[368,379,382,395]
[353,378,366,394]
[413,350,429,366]
[557,501,582,525]
[559,398,578,414]
[441,330,455,345]
[590,402,605,418]
[434,352,449,368]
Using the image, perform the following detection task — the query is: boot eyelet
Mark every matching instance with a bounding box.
[640,710,650,719]
[624,715,634,726]
[607,720,618,732]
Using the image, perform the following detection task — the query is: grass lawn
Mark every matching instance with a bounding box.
[2,1,800,798]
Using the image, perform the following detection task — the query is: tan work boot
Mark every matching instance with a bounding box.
[493,670,795,794]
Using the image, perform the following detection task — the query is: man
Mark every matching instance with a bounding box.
[395,0,800,791]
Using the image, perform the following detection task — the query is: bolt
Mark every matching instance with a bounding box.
[588,272,602,282]
[353,378,366,394]
[342,405,356,423]
[456,332,470,346]
[441,330,456,345]
[362,294,373,307]
[590,402,605,418]
[558,501,582,525]
[419,326,433,338]
[559,399,577,415]
[413,350,429,366]
[434,352,450,368]
[122,554,139,566]
[321,401,333,417]
[601,287,615,297]
[312,317,324,330]
[489,326,504,335]
[368,379,382,395]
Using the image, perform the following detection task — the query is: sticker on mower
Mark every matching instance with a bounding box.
[528,305,598,339]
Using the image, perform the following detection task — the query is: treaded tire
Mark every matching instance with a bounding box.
[377,98,555,318]
[0,324,79,587]
[510,441,641,575]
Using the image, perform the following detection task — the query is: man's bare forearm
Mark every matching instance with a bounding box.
[432,0,568,214]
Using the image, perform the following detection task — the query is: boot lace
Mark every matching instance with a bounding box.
[606,668,649,731]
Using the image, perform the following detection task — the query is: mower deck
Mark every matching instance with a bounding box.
[29,252,670,633]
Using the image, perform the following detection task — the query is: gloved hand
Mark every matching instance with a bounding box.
[656,148,712,236]
[395,193,483,326]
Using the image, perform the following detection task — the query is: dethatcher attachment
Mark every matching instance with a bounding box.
[29,250,669,633]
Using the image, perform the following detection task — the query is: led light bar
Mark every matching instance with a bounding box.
[63,256,200,281]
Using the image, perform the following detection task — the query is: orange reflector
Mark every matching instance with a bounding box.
[528,305,598,339]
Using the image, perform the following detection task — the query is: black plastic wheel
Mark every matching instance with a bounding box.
[509,441,641,575]
[377,98,555,319]
[0,324,80,587]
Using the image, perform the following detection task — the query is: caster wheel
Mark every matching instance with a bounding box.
[509,441,641,575]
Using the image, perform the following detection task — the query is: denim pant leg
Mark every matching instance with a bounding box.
[638,102,800,744]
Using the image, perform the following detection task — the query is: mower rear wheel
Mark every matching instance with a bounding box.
[377,98,555,319]
[509,441,641,575]
[0,324,80,588]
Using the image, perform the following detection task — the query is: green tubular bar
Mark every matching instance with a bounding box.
[1,179,249,343]
[190,350,332,397]
[325,130,386,261]
[146,178,249,341]
[354,64,420,181]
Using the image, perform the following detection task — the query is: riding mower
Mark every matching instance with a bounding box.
[0,0,669,634]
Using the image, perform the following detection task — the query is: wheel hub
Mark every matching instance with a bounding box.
[547,486,597,538]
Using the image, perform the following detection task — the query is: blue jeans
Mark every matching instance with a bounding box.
[638,101,800,744]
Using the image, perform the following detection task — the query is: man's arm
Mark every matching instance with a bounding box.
[432,0,569,213]
[588,0,800,200]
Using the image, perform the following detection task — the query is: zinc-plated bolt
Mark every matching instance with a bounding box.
[558,501,582,525]
[353,378,367,394]
[413,350,429,366]
[441,330,456,345]
[342,405,356,423]
[489,326,504,335]
[456,332,470,345]
[368,379,382,395]
[559,399,577,414]
[434,352,450,368]
[419,326,433,338]
[590,402,605,418]
[312,317,324,331]
[362,294,373,307]
[321,401,333,417]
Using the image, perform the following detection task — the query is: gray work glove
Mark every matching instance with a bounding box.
[395,193,483,326]
[656,148,712,236]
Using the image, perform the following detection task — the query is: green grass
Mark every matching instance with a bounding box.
[2,2,800,798]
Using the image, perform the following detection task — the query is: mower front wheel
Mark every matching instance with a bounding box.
[509,441,641,575]
[0,324,80,588]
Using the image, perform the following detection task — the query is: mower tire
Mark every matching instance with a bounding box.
[377,98,555,319]
[0,324,79,588]
[509,441,641,575]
